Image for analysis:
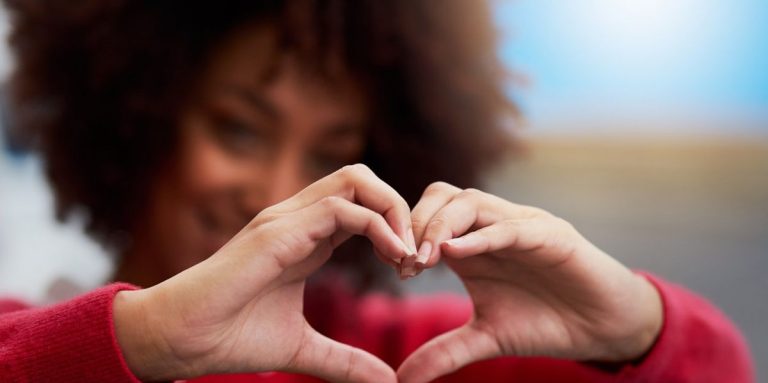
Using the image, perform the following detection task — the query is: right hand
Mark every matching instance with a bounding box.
[113,164,416,382]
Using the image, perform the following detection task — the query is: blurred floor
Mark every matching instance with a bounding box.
[405,136,768,379]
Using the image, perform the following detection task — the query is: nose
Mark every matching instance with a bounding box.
[241,147,312,218]
[266,163,307,207]
[258,145,313,208]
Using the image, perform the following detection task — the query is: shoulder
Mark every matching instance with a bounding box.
[0,298,31,314]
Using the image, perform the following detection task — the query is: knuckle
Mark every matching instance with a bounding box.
[336,165,356,184]
[553,216,574,229]
[423,181,455,197]
[318,195,344,209]
[251,208,281,227]
[536,216,578,251]
[529,206,553,218]
[411,217,427,232]
[458,188,483,200]
[450,188,484,209]
[343,351,356,382]
[340,163,371,178]
[337,164,375,192]
[369,211,386,226]
[424,217,447,237]
[364,214,387,237]
[499,218,519,230]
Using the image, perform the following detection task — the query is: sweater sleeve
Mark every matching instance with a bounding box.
[0,283,145,383]
[611,272,755,382]
[356,272,755,382]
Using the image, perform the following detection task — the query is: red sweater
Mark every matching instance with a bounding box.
[0,273,755,382]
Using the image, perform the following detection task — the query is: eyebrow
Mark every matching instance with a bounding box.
[222,86,280,121]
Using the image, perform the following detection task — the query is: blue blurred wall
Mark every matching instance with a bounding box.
[494,0,768,134]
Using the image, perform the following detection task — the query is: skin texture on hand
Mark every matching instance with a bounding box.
[113,164,415,382]
[113,171,663,383]
[398,182,663,383]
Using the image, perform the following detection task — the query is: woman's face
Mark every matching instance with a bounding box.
[134,24,368,277]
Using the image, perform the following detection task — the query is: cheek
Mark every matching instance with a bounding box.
[152,123,268,267]
[182,140,241,193]
[177,122,264,197]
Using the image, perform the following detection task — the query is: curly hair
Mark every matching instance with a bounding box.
[3,0,518,271]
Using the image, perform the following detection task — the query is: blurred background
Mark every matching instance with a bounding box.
[1,0,766,378]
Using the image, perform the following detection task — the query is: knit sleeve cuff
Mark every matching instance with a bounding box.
[602,271,680,380]
[1,283,144,383]
[593,271,754,382]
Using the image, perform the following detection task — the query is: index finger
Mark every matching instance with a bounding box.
[268,164,417,255]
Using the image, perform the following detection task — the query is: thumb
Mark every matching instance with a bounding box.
[287,327,397,383]
[397,322,502,383]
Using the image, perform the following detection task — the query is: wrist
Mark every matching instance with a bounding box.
[602,274,664,362]
[113,288,178,381]
[631,275,664,357]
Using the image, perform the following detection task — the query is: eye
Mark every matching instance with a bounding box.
[208,114,271,156]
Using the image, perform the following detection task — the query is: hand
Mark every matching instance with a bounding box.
[398,182,663,383]
[113,164,417,382]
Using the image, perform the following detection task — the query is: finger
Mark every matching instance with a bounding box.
[410,182,462,264]
[231,197,410,291]
[271,164,417,254]
[441,218,547,258]
[289,327,397,383]
[418,189,489,267]
[397,322,501,383]
[420,189,537,267]
[302,196,411,263]
[441,216,576,267]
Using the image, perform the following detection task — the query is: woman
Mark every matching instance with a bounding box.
[0,1,754,382]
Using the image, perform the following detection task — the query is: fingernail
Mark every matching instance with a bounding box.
[399,264,418,279]
[444,237,466,247]
[399,237,416,257]
[405,227,418,255]
[399,255,418,279]
[416,241,432,264]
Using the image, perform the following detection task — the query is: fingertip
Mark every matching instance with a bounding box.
[439,237,462,258]
[398,255,420,279]
[439,235,479,259]
[396,352,440,383]
[385,228,415,261]
[442,236,467,248]
[415,240,432,264]
[421,242,442,268]
[398,236,417,257]
[405,226,418,255]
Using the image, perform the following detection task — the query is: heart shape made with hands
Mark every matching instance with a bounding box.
[301,180,661,383]
[129,166,660,383]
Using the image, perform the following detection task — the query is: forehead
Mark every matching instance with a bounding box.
[199,23,367,115]
[200,23,278,91]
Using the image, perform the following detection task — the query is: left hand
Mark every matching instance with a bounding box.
[397,182,663,383]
